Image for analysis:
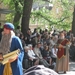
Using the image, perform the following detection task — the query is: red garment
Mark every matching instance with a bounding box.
[57,39,69,59]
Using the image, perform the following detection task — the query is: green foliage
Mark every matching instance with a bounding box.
[30,0,74,31]
[5,13,14,22]
[13,21,20,29]
[2,0,74,31]
[2,0,23,27]
[31,8,71,29]
[3,0,14,9]
[2,0,15,22]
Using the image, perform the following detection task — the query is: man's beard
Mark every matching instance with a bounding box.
[0,33,11,55]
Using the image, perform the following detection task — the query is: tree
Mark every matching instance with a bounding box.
[2,0,23,28]
[30,0,74,31]
[2,0,33,35]
[72,5,75,36]
[13,0,23,27]
[21,0,33,36]
[2,0,74,34]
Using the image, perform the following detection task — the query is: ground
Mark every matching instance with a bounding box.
[60,61,75,75]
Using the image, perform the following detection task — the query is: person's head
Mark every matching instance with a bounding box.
[24,46,29,52]
[59,32,65,40]
[17,26,20,29]
[45,34,50,39]
[37,42,41,48]
[27,28,31,35]
[3,23,14,35]
[53,45,57,49]
[44,45,49,50]
[37,34,41,39]
[19,33,24,39]
[28,44,32,50]
[34,28,37,33]
[43,42,47,46]
[50,36,54,40]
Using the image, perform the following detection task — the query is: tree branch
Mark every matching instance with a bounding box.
[58,16,69,22]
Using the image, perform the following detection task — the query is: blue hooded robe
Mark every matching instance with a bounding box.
[0,36,24,75]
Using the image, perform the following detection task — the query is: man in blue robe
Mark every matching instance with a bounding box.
[0,23,24,75]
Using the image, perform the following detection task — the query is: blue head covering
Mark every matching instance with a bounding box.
[4,23,14,30]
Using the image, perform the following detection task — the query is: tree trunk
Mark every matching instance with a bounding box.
[21,0,33,36]
[13,1,22,28]
[72,5,75,37]
[13,12,21,27]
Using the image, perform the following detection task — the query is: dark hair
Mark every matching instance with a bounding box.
[37,34,41,38]
[44,45,49,50]
[34,28,37,32]
[0,23,1,26]
[53,45,57,48]
[28,28,31,30]
[17,26,20,29]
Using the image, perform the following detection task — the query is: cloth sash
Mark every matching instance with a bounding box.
[3,62,12,75]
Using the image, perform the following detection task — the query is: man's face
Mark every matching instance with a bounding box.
[59,36,65,40]
[37,43,41,48]
[3,28,10,34]
[27,30,31,35]
[29,46,32,50]
[59,33,65,40]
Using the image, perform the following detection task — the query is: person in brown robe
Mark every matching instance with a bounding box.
[56,32,71,73]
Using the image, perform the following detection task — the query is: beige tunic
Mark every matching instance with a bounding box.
[56,45,70,72]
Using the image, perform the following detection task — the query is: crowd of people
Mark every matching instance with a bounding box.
[15,26,74,74]
[0,22,75,75]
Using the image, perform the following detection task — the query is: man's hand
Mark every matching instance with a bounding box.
[29,58,33,61]
[0,53,3,61]
[9,56,18,63]
[58,44,63,48]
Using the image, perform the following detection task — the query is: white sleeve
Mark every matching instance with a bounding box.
[28,50,36,59]
[51,48,57,57]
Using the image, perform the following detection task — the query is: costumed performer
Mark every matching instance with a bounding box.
[0,23,24,75]
[56,32,71,73]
